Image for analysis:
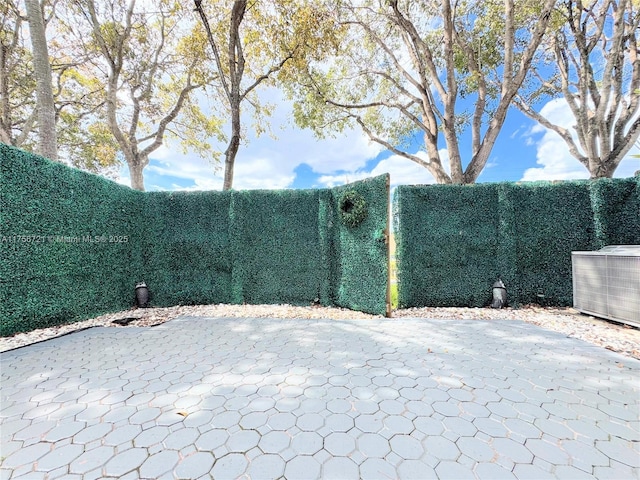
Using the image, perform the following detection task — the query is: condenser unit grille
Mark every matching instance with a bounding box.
[572,246,640,328]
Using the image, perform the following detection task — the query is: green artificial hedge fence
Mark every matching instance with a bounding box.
[229,188,324,306]
[1,144,146,336]
[394,177,640,308]
[143,190,233,307]
[331,175,390,316]
[1,146,390,336]
[394,183,501,307]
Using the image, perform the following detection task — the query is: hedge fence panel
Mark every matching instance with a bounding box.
[330,174,390,316]
[317,189,335,307]
[395,177,640,308]
[509,182,596,306]
[143,191,233,307]
[1,144,146,336]
[395,183,501,308]
[229,188,324,306]
[590,177,640,248]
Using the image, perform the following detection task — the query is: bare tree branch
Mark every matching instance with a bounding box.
[518,0,640,178]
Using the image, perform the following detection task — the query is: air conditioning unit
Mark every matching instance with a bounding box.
[572,245,640,328]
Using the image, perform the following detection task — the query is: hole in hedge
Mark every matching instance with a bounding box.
[339,190,367,228]
[342,199,354,214]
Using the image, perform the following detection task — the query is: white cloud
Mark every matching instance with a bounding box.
[148,157,218,180]
[522,99,588,181]
[151,143,186,162]
[256,88,383,175]
[523,98,640,181]
[233,156,296,190]
[142,152,220,191]
[121,86,383,191]
[318,151,441,188]
[303,134,383,175]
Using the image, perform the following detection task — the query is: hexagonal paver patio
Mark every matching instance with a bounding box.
[1,317,638,479]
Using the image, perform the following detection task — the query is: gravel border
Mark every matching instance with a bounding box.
[1,304,638,359]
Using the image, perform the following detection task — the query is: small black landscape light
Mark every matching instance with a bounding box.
[491,279,507,309]
[135,281,149,308]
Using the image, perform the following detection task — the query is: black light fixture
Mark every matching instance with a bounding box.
[491,279,507,309]
[135,281,149,308]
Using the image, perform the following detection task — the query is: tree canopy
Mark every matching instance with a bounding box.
[68,0,225,190]
[516,0,640,178]
[195,0,342,190]
[286,0,558,184]
[3,0,638,188]
[2,0,120,173]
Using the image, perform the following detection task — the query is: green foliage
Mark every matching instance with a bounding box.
[395,178,640,308]
[0,0,37,148]
[61,0,224,189]
[1,147,389,336]
[60,119,121,173]
[390,283,398,309]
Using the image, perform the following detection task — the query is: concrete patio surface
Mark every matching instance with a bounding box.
[1,317,638,480]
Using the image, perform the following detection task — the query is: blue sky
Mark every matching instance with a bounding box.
[116,88,640,192]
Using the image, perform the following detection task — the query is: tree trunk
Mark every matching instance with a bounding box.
[429,165,453,184]
[24,0,57,161]
[223,104,241,191]
[423,138,451,184]
[589,158,616,179]
[0,43,11,145]
[129,160,145,191]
